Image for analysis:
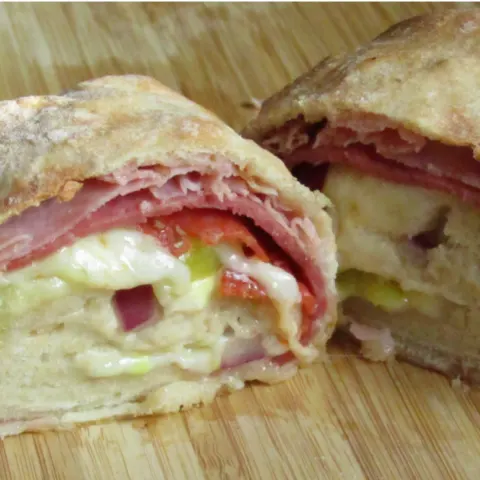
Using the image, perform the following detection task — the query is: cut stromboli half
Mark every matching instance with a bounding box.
[244,9,480,383]
[0,75,337,437]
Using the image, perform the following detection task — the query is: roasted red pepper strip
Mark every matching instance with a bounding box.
[153,209,269,261]
[220,270,268,300]
[220,268,318,322]
[140,222,191,257]
[299,283,317,318]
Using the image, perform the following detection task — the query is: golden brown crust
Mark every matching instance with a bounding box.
[243,8,480,156]
[0,74,331,233]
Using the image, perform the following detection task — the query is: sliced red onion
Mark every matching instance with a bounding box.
[113,285,156,332]
[221,336,266,369]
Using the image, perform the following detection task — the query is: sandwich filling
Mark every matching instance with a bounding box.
[0,162,330,418]
[260,114,480,367]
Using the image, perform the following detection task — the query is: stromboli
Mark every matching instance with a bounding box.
[0,75,337,437]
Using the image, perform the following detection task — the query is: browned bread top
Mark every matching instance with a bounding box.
[0,75,330,224]
[243,8,480,156]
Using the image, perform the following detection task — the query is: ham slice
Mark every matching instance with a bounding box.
[289,144,480,207]
[275,116,480,207]
[0,166,218,267]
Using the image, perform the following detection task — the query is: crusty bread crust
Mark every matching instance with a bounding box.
[334,329,480,386]
[0,75,331,234]
[395,339,480,385]
[0,379,225,438]
[243,8,480,156]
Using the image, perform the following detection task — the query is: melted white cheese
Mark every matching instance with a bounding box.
[75,338,228,378]
[154,275,217,314]
[3,230,192,291]
[41,229,191,291]
[1,229,307,378]
[0,229,193,316]
[214,244,301,305]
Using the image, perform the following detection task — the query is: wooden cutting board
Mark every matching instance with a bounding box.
[1,3,479,479]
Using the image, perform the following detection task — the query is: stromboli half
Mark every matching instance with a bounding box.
[244,8,480,383]
[0,75,337,437]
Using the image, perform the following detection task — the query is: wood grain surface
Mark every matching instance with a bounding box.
[1,3,479,479]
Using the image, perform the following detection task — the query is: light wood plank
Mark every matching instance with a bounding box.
[1,3,478,479]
